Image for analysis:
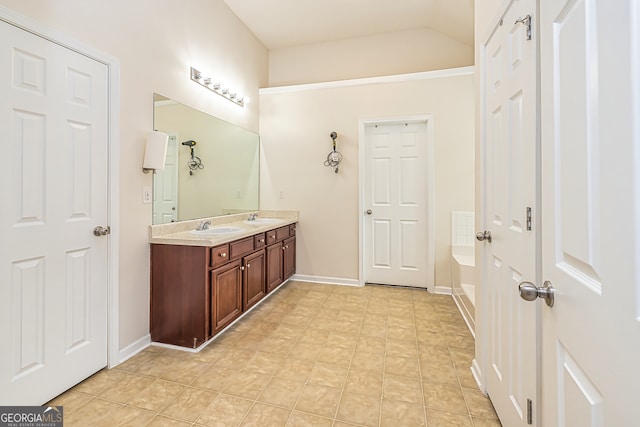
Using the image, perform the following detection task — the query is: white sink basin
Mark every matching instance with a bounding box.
[190,226,243,235]
[243,218,283,225]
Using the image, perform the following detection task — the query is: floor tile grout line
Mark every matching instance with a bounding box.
[411,289,430,426]
[332,286,372,426]
[378,291,390,427]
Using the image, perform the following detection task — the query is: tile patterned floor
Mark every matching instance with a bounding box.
[48,281,502,426]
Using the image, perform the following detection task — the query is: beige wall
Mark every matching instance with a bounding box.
[260,71,475,287]
[269,28,474,86]
[0,0,268,352]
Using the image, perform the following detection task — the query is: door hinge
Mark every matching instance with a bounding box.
[526,207,532,231]
[515,14,532,40]
[527,398,533,424]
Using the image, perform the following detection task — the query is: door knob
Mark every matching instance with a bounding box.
[366,209,372,215]
[476,230,492,243]
[93,226,111,236]
[519,280,555,307]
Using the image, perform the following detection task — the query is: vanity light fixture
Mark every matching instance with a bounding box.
[142,130,169,174]
[190,66,245,107]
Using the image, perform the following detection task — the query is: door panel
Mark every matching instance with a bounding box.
[283,236,296,280]
[481,0,537,424]
[0,21,109,405]
[541,0,640,424]
[363,121,432,288]
[211,260,243,333]
[243,249,266,310]
[266,243,283,292]
[153,134,179,223]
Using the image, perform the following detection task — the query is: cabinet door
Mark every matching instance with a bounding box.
[266,243,283,293]
[283,236,296,280]
[211,260,243,333]
[243,249,266,310]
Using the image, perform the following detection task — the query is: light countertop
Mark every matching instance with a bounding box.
[148,210,298,247]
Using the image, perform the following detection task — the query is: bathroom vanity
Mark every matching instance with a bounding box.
[148,211,297,349]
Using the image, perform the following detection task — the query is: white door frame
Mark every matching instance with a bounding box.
[0,6,121,368]
[358,115,435,292]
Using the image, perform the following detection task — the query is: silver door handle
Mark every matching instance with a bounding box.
[366,209,372,215]
[476,230,492,243]
[93,226,111,236]
[519,280,555,307]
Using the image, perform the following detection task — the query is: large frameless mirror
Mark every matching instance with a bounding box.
[152,93,259,224]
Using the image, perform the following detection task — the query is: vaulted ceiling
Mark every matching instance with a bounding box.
[224,0,474,49]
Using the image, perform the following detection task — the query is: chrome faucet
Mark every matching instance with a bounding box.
[247,213,258,221]
[196,220,211,231]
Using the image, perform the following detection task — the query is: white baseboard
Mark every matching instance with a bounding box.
[291,274,361,287]
[471,358,484,391]
[115,334,151,367]
[452,292,476,338]
[434,285,453,295]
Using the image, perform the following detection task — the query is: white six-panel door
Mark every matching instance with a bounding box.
[481,0,538,424]
[0,20,109,404]
[363,120,433,289]
[540,0,640,424]
[153,133,179,224]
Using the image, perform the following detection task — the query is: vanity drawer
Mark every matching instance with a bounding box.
[254,233,267,249]
[266,229,278,244]
[229,236,255,260]
[211,244,230,268]
[275,226,290,241]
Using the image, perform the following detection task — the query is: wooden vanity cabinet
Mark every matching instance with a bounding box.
[150,222,297,349]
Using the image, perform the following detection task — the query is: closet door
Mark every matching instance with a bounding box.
[540,0,640,424]
[0,20,109,404]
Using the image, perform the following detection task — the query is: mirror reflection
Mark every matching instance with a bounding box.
[152,93,260,224]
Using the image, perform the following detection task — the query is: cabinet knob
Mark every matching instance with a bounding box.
[219,252,227,258]
[247,263,250,268]
[259,238,265,243]
[240,266,245,271]
[270,235,276,239]
[282,246,286,251]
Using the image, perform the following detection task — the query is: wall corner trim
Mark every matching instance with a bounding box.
[259,66,476,95]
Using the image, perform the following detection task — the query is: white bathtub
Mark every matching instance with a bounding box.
[451,245,475,333]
